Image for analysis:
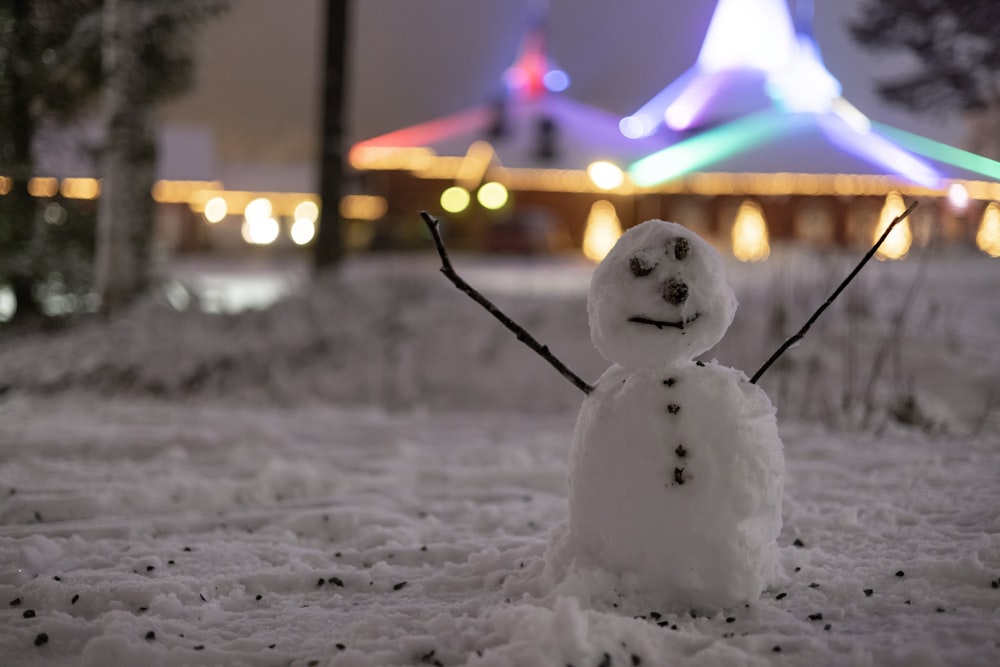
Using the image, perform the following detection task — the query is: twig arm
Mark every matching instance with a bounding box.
[420,211,594,395]
[749,200,919,385]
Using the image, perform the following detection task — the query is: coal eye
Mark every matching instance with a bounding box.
[629,255,654,277]
[673,238,691,260]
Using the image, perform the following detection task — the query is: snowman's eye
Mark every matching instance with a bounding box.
[673,238,691,260]
[629,255,654,277]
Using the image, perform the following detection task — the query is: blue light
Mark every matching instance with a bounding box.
[543,69,570,92]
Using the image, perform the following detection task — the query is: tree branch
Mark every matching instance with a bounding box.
[420,211,593,395]
[750,200,919,385]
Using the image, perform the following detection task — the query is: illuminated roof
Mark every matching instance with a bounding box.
[351,7,670,178]
[623,0,1000,189]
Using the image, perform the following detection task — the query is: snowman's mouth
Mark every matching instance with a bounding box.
[628,313,700,330]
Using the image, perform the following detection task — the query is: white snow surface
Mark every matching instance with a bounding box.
[1,250,1000,666]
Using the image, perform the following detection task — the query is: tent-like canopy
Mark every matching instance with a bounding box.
[622,0,1000,199]
[350,9,671,198]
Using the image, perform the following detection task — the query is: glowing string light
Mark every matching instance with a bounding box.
[582,200,622,262]
[874,192,911,260]
[732,200,770,262]
[976,202,1000,258]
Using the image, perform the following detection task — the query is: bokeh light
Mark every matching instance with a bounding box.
[874,191,911,260]
[290,218,316,246]
[587,161,625,190]
[244,197,273,223]
[294,200,319,223]
[440,186,471,214]
[582,200,622,262]
[543,69,570,92]
[976,202,1000,258]
[204,196,228,223]
[732,200,770,262]
[477,182,508,210]
[241,216,280,245]
[947,183,969,211]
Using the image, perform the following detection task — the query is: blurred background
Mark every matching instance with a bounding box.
[1,0,999,324]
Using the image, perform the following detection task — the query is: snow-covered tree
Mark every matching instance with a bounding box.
[1,0,225,323]
[96,0,226,316]
[0,0,103,323]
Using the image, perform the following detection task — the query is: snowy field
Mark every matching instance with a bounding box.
[1,248,999,666]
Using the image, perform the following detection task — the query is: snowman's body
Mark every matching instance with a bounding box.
[565,219,784,609]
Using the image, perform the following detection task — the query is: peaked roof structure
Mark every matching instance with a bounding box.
[350,7,669,189]
[622,0,1000,194]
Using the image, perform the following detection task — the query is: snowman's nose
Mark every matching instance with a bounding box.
[663,278,689,305]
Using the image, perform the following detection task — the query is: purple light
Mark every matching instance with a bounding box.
[621,68,700,138]
[664,70,727,130]
[818,114,941,188]
[697,0,797,73]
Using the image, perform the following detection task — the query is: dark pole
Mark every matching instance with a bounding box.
[314,0,349,272]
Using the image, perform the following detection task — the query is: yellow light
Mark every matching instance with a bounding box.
[290,218,316,245]
[582,200,623,262]
[732,199,770,262]
[874,191,911,260]
[976,202,1000,258]
[339,195,387,220]
[0,176,11,195]
[294,200,319,223]
[587,161,625,190]
[244,197,273,223]
[440,186,471,214]
[27,177,58,198]
[60,178,100,200]
[152,180,223,203]
[477,182,508,210]
[241,216,280,245]
[203,196,228,223]
[456,141,495,189]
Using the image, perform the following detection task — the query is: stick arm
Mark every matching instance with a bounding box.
[749,200,919,384]
[420,211,594,395]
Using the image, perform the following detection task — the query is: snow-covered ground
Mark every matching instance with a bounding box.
[1,248,999,666]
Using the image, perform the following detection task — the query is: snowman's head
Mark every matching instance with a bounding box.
[588,219,737,369]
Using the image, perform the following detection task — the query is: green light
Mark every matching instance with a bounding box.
[873,123,1000,182]
[628,111,791,186]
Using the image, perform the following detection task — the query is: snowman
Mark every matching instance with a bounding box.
[565,219,784,609]
[423,203,915,609]
[420,211,786,610]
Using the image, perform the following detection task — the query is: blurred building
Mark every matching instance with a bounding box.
[350,0,1000,261]
[349,7,672,257]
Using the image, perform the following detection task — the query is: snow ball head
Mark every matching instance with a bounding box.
[588,220,737,368]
